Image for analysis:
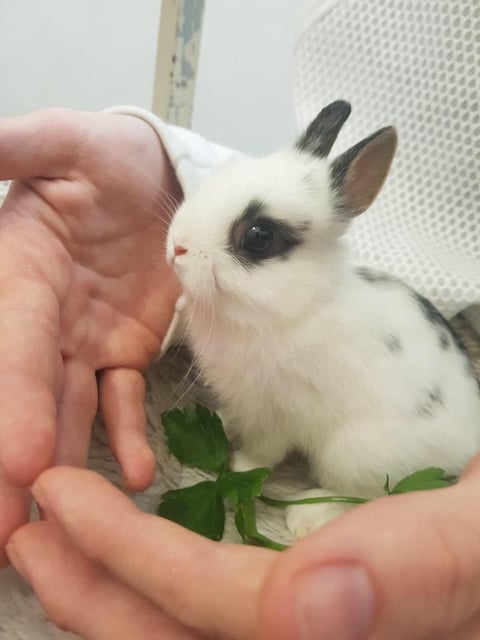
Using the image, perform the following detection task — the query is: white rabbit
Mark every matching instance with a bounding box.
[166,101,480,537]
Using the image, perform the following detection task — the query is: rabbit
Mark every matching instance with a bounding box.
[166,100,480,537]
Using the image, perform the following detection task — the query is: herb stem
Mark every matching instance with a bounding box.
[258,495,370,508]
[246,532,288,552]
[236,499,288,551]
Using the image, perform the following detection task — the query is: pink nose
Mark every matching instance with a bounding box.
[173,244,188,257]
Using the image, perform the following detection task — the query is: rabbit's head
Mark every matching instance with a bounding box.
[167,101,397,325]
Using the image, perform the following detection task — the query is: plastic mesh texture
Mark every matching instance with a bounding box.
[295,0,480,318]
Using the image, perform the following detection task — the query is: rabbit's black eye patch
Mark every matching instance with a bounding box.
[229,199,307,265]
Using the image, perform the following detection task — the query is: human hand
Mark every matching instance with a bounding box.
[0,109,182,564]
[8,459,480,640]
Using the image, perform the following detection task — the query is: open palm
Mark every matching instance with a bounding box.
[0,108,182,561]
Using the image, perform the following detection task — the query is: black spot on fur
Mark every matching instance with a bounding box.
[356,267,398,285]
[439,330,450,350]
[412,292,467,355]
[413,294,480,392]
[417,385,444,418]
[465,361,480,393]
[430,386,444,404]
[385,334,402,354]
[229,199,307,266]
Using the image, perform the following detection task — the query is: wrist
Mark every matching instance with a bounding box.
[106,109,183,208]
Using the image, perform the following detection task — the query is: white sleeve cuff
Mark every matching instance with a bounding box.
[105,105,237,197]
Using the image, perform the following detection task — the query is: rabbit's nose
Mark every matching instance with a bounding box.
[173,244,188,257]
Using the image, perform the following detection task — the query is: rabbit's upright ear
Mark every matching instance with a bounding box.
[296,100,351,158]
[331,126,397,217]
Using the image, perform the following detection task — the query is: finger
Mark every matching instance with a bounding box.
[0,471,31,567]
[7,521,201,640]
[32,467,276,639]
[55,358,97,467]
[260,466,480,640]
[460,451,480,481]
[99,368,154,491]
[0,278,60,485]
[453,610,480,640]
[0,108,88,179]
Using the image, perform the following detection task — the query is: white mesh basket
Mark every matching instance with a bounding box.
[295,0,480,320]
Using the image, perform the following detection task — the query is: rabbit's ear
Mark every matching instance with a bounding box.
[296,100,351,158]
[331,126,397,217]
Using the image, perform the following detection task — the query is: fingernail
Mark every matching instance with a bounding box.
[31,482,50,514]
[6,543,31,582]
[293,564,375,640]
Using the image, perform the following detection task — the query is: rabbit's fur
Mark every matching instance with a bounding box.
[167,101,480,535]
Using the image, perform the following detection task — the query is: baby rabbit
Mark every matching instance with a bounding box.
[166,101,480,537]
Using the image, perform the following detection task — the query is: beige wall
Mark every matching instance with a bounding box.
[0,0,299,153]
[192,0,299,153]
[0,0,161,114]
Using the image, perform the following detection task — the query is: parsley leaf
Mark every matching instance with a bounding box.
[162,404,228,474]
[159,403,457,548]
[157,481,225,541]
[389,467,456,494]
[218,468,271,506]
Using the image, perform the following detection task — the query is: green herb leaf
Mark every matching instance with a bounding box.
[390,467,455,494]
[157,481,225,541]
[219,468,271,507]
[162,404,228,474]
[159,404,457,550]
[235,499,286,551]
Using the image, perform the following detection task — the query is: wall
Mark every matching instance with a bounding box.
[192,0,299,153]
[0,0,161,114]
[0,0,300,153]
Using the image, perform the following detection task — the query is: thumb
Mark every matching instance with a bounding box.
[260,457,480,640]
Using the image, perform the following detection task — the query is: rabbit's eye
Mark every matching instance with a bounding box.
[242,224,274,253]
[229,203,307,265]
